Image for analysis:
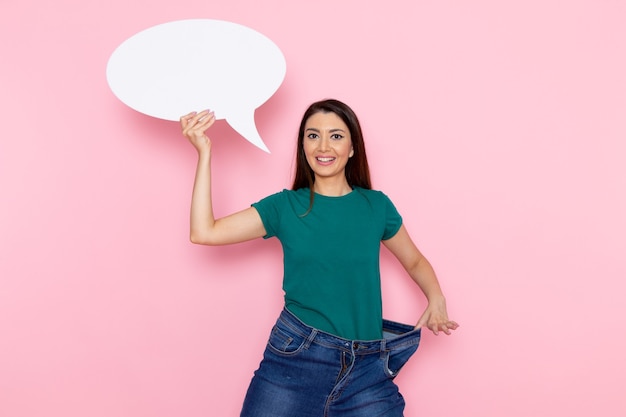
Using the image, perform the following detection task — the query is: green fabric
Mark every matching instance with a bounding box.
[252,187,402,340]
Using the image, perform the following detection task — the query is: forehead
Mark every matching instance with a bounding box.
[305,111,348,131]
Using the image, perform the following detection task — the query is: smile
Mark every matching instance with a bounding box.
[316,157,336,162]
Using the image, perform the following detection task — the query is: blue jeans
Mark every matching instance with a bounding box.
[241,308,421,417]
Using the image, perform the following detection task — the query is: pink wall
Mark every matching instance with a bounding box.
[1,1,625,416]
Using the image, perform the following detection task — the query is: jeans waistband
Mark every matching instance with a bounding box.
[279,308,421,354]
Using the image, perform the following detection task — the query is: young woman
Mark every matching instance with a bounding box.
[180,99,458,416]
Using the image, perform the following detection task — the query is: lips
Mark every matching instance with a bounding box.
[316,157,336,163]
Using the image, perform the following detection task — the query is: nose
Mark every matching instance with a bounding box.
[318,136,331,151]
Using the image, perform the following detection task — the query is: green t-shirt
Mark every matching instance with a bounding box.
[252,187,402,340]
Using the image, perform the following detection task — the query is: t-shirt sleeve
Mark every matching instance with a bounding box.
[381,192,403,240]
[251,190,285,239]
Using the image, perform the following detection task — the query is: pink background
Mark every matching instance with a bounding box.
[1,1,625,416]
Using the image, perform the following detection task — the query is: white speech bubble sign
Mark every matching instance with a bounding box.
[106,19,287,153]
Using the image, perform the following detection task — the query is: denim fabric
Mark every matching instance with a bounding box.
[240,308,421,417]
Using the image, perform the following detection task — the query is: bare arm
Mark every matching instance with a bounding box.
[181,110,267,245]
[383,225,459,335]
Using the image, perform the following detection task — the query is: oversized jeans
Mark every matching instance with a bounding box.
[241,308,421,417]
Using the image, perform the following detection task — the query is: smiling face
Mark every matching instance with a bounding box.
[303,111,354,187]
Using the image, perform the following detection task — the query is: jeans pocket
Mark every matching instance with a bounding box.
[266,320,308,355]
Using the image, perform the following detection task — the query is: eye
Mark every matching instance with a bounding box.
[331,133,344,140]
[307,133,319,139]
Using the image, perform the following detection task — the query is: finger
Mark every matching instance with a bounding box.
[184,110,211,127]
[195,109,213,121]
[191,111,215,132]
[182,111,215,137]
[441,323,451,335]
[180,111,197,129]
[197,110,216,126]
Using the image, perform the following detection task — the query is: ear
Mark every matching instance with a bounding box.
[349,147,354,158]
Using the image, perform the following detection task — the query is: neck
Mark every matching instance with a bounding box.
[313,178,352,197]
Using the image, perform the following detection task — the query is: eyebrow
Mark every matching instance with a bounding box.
[305,128,346,133]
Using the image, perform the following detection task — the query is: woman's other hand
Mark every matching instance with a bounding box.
[415,297,459,336]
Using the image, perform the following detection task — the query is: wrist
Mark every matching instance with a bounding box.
[426,294,446,304]
[196,148,212,162]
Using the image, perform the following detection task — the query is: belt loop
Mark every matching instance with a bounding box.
[380,338,387,359]
[304,329,317,349]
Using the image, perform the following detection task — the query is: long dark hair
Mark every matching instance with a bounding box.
[292,99,372,192]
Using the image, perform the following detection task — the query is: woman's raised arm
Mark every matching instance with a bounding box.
[181,110,267,246]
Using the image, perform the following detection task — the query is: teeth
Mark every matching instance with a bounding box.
[317,157,335,162]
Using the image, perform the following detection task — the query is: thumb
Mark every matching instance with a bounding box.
[415,312,428,330]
